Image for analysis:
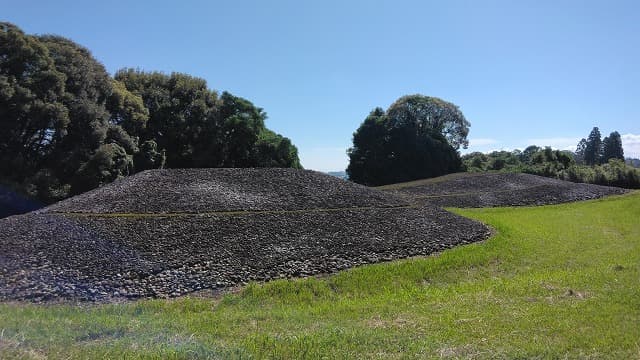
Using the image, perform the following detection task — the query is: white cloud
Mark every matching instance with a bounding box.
[622,133,640,158]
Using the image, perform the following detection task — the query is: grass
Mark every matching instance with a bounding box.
[1,192,639,359]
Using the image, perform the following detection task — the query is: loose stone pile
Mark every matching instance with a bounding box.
[381,172,627,207]
[1,169,489,302]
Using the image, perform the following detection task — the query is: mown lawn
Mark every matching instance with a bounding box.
[1,192,638,359]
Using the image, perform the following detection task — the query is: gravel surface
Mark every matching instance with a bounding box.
[384,173,628,207]
[0,208,489,302]
[5,170,622,302]
[43,168,409,214]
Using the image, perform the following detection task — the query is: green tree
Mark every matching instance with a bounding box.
[0,22,68,195]
[584,127,602,165]
[347,99,463,186]
[114,69,218,168]
[346,108,392,185]
[107,79,149,138]
[134,140,165,171]
[72,143,133,193]
[253,129,302,168]
[386,95,470,150]
[38,35,138,196]
[602,131,624,162]
[520,145,541,164]
[115,69,301,170]
[574,138,587,165]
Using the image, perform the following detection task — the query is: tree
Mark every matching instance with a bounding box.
[37,35,139,197]
[115,69,301,170]
[1,24,303,207]
[386,95,470,150]
[584,127,603,165]
[72,143,133,194]
[347,98,464,186]
[602,131,624,162]
[0,22,68,191]
[107,79,149,138]
[520,145,542,164]
[346,108,393,185]
[574,138,587,165]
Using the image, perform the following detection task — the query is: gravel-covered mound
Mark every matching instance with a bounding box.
[43,168,409,214]
[381,172,628,207]
[0,207,489,302]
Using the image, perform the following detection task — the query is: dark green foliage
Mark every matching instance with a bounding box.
[584,127,602,165]
[0,23,301,209]
[106,79,149,138]
[462,137,639,189]
[520,145,541,164]
[602,131,624,162]
[386,95,470,150]
[574,139,587,164]
[72,143,133,194]
[114,70,301,169]
[254,129,302,169]
[0,22,68,189]
[347,108,391,185]
[347,100,463,186]
[114,69,219,168]
[134,140,165,172]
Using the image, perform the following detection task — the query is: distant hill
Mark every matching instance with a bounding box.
[626,158,640,168]
[326,171,347,180]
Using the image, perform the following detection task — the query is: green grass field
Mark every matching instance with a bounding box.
[1,192,639,359]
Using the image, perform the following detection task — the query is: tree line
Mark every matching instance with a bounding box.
[0,23,300,203]
[463,127,639,188]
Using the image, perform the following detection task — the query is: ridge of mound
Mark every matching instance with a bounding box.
[43,168,409,214]
[382,172,628,207]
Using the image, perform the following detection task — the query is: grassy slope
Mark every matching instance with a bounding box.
[1,193,639,359]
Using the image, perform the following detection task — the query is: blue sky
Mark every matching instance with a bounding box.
[3,0,639,171]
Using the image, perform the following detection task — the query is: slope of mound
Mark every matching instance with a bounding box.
[43,168,409,214]
[1,168,490,302]
[380,172,628,207]
[0,208,489,302]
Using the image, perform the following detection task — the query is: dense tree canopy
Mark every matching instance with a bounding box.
[463,127,638,189]
[584,127,602,166]
[0,22,301,207]
[602,131,624,162]
[0,23,68,196]
[347,96,465,186]
[387,95,470,150]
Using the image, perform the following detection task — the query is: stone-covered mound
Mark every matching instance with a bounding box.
[380,172,628,207]
[43,168,409,214]
[0,169,490,302]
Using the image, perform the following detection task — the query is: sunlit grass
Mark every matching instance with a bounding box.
[1,192,639,359]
